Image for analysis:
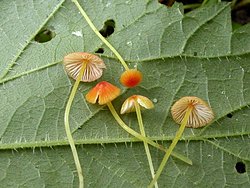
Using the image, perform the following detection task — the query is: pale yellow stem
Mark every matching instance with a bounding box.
[148,107,193,188]
[106,102,192,165]
[64,64,87,188]
[134,102,158,188]
[72,0,129,71]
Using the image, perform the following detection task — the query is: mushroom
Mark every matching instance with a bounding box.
[119,69,143,88]
[149,96,214,188]
[85,81,121,105]
[63,52,106,188]
[63,52,106,82]
[171,96,214,128]
[121,95,158,188]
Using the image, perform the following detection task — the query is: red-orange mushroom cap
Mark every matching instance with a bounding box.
[120,69,143,88]
[63,52,106,82]
[171,96,214,128]
[85,81,121,105]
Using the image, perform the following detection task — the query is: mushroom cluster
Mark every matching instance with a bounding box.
[63,3,215,187]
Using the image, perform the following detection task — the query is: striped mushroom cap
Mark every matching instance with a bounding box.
[171,96,214,128]
[63,52,106,82]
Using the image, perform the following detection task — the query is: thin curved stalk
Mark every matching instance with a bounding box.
[134,102,158,188]
[107,102,192,165]
[64,64,87,188]
[148,107,193,188]
[72,0,129,71]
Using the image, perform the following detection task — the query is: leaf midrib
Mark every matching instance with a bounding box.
[0,130,249,151]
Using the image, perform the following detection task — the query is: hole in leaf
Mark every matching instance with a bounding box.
[95,48,104,54]
[227,113,233,118]
[99,19,115,38]
[193,52,197,56]
[232,2,250,25]
[35,28,55,43]
[158,0,176,7]
[235,162,246,174]
[159,0,202,11]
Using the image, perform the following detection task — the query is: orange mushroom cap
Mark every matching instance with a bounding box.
[85,81,121,105]
[120,69,143,88]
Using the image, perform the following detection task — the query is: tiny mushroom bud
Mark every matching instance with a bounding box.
[85,81,121,105]
[63,52,106,82]
[120,95,154,114]
[120,69,143,88]
[171,96,214,128]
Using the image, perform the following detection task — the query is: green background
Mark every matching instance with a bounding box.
[0,0,250,187]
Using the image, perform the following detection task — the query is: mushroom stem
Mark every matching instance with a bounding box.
[148,106,193,188]
[72,0,129,71]
[134,102,158,188]
[64,63,87,188]
[106,102,192,165]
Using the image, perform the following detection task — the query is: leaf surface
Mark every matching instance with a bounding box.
[0,1,250,187]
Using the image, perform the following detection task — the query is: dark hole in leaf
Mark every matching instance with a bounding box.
[95,48,104,54]
[232,2,250,25]
[227,113,233,118]
[158,0,176,7]
[235,162,246,173]
[193,52,197,56]
[99,19,115,38]
[77,127,82,130]
[159,0,202,10]
[35,28,55,43]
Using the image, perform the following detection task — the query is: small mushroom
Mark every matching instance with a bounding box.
[121,95,157,187]
[120,95,154,114]
[85,81,121,105]
[120,69,143,88]
[64,52,106,82]
[63,52,106,188]
[171,96,214,128]
[149,96,214,188]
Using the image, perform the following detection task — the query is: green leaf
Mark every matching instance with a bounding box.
[1,0,250,187]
